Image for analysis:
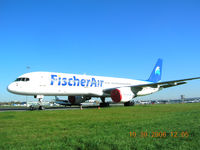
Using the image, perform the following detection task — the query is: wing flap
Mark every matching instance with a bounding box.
[160,81,187,88]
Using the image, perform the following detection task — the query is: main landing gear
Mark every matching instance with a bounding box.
[100,97,110,107]
[124,101,135,106]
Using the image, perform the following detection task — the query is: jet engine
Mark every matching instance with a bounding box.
[111,87,135,103]
[68,96,91,105]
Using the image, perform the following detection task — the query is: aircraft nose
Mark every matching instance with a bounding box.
[7,83,16,93]
[7,84,13,93]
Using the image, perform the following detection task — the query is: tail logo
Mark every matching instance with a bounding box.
[155,66,161,75]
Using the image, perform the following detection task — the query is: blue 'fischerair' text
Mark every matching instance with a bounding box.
[50,75,104,87]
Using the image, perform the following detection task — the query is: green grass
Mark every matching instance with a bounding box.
[0,103,200,150]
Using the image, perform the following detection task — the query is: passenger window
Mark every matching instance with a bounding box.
[26,78,30,81]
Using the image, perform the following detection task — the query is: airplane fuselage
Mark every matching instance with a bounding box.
[7,72,157,97]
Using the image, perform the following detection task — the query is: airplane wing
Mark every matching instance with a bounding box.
[104,77,200,94]
[134,77,200,88]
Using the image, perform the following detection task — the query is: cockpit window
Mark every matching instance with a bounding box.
[15,78,30,82]
[15,78,19,82]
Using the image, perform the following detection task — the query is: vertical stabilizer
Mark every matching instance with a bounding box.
[147,59,163,83]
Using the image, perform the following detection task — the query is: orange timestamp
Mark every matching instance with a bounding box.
[129,131,189,138]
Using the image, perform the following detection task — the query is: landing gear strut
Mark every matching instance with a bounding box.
[38,97,45,110]
[32,95,45,110]
[100,97,110,107]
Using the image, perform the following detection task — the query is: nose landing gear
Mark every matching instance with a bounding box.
[30,95,45,110]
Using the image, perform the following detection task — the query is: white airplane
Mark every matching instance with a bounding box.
[7,59,200,109]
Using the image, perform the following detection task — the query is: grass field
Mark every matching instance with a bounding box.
[0,103,200,150]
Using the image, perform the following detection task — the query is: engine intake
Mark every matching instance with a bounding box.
[111,87,135,103]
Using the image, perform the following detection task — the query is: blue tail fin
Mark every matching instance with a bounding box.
[147,58,163,83]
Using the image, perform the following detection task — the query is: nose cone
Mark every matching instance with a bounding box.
[7,83,13,93]
[7,83,17,94]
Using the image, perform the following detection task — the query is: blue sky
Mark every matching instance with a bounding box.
[0,0,200,102]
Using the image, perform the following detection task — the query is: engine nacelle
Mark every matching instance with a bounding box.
[111,87,135,103]
[68,96,90,105]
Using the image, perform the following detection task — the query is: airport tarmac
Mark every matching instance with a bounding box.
[0,103,125,112]
[0,106,97,112]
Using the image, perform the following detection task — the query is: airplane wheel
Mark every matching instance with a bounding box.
[29,105,34,111]
[100,102,110,107]
[124,101,135,106]
[38,106,45,110]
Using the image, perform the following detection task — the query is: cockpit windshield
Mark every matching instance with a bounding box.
[15,78,30,82]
